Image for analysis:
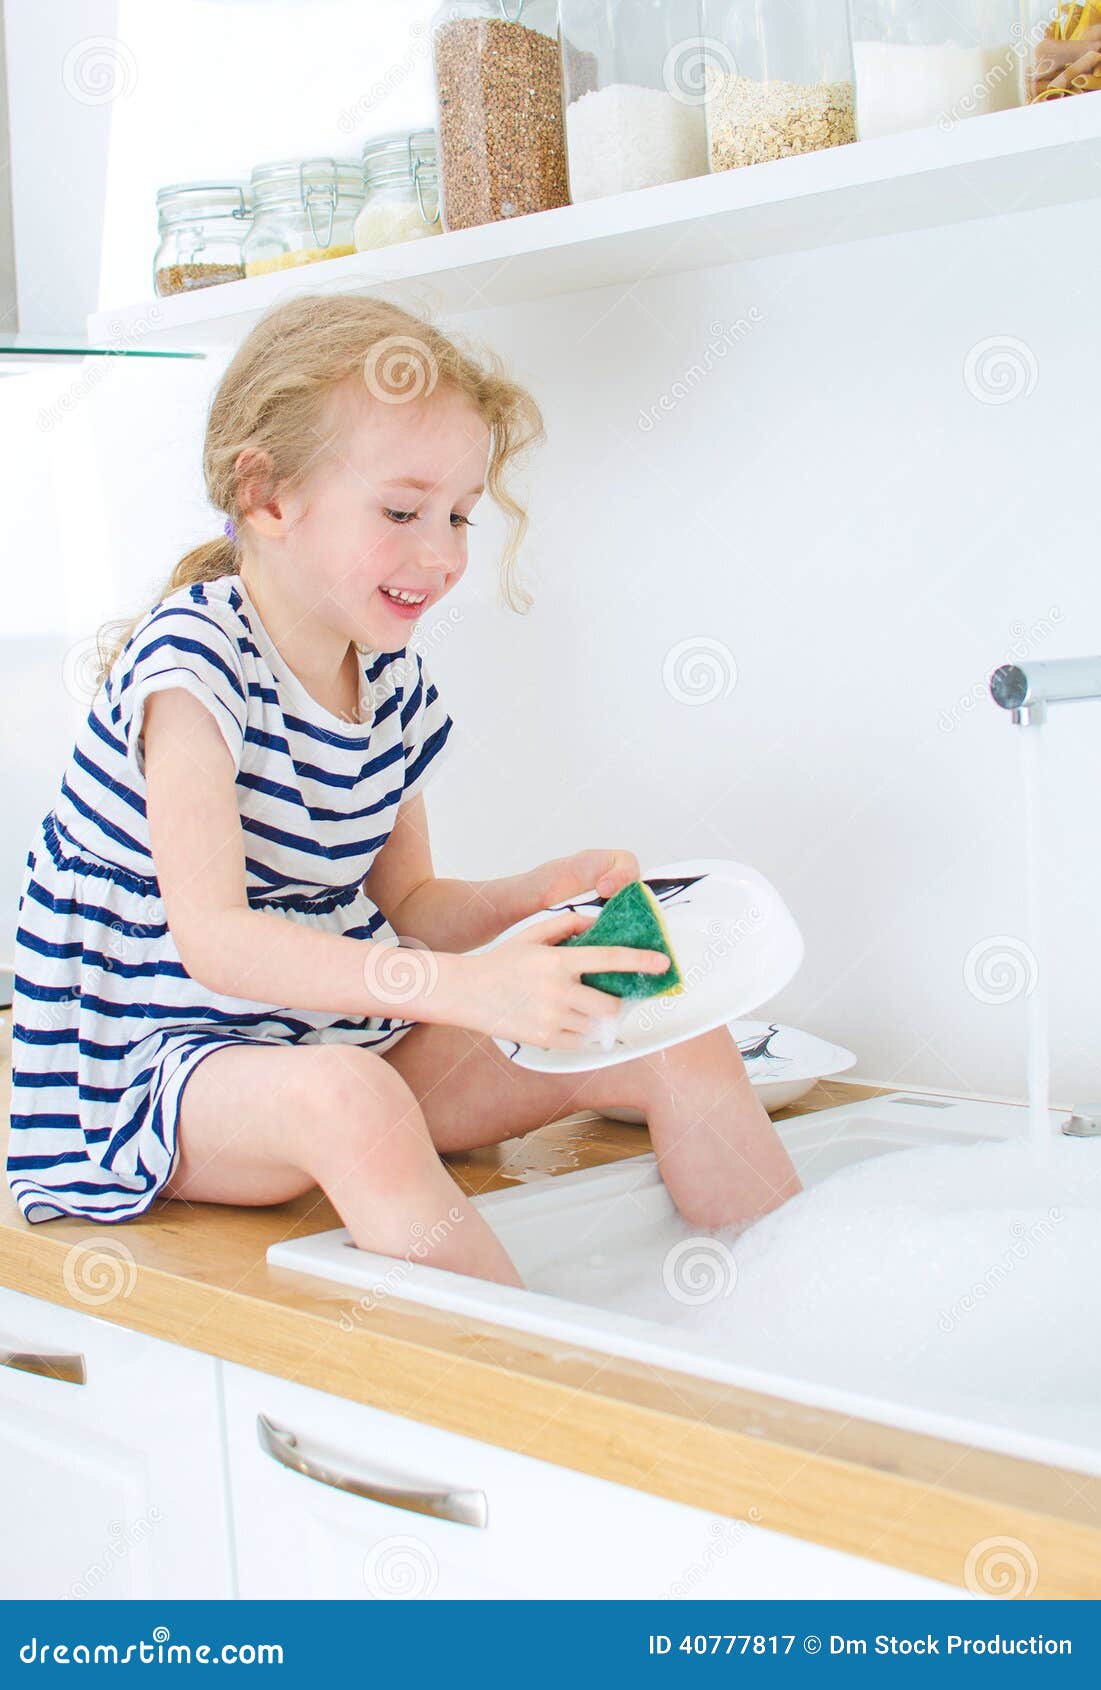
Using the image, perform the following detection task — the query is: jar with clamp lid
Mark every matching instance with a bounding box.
[430,0,569,230]
[354,128,442,251]
[242,157,364,276]
[153,181,250,297]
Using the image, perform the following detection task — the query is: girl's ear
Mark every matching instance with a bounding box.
[233,447,285,535]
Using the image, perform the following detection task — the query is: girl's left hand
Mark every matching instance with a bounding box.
[527,849,642,911]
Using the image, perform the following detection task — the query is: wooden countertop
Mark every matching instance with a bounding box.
[1,1011,1097,1596]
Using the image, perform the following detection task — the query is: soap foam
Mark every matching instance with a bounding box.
[591,1139,1101,1430]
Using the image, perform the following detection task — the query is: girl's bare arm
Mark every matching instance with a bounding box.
[362,795,539,952]
[143,689,671,1048]
[142,687,469,1023]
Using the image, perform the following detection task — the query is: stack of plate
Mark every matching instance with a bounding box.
[597,1019,857,1122]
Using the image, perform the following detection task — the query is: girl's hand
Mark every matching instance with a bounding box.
[526,848,642,912]
[462,908,671,1050]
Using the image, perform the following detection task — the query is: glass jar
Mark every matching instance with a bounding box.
[700,0,857,171]
[431,0,569,231]
[559,0,709,201]
[152,182,250,297]
[354,129,442,251]
[851,2,1028,136]
[242,158,364,277]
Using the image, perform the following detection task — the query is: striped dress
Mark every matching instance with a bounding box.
[7,574,455,1225]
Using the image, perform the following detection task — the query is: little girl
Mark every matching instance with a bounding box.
[7,294,800,1284]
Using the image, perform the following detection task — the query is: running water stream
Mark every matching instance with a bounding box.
[1019,721,1052,1162]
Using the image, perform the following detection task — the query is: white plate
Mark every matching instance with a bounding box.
[597,1020,857,1122]
[473,858,804,1074]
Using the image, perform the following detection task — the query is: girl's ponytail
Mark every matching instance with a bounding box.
[165,535,238,592]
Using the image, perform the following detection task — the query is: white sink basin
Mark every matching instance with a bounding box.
[268,1093,1100,1475]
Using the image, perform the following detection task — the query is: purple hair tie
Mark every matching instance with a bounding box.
[224,517,236,542]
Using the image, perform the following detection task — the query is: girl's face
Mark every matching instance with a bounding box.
[259,381,491,649]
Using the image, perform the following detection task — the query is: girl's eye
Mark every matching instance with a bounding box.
[451,513,474,528]
[384,508,417,524]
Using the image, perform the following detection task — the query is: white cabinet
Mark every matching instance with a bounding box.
[0,1285,233,1599]
[0,1286,965,1600]
[223,1363,959,1600]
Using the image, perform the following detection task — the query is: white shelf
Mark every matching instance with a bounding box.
[89,97,1101,352]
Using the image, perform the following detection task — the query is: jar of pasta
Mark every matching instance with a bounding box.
[153,181,250,297]
[243,158,364,276]
[354,129,442,251]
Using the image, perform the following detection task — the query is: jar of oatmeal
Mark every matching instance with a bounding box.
[430,0,569,231]
[851,1,1027,137]
[559,0,709,202]
[153,181,250,297]
[243,158,364,276]
[701,0,857,171]
[354,129,442,251]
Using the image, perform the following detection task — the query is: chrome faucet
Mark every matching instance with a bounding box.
[989,656,1101,1138]
[990,657,1101,727]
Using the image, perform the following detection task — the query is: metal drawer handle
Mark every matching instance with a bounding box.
[1,1348,86,1386]
[256,1414,488,1529]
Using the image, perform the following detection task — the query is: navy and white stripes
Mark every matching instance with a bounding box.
[7,574,455,1224]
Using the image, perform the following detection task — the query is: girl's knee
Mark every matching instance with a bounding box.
[298,1046,429,1178]
[299,1044,418,1119]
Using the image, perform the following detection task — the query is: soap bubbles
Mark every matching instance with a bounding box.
[663,37,736,106]
[363,937,440,1011]
[663,1236,738,1306]
[363,336,439,405]
[363,1535,440,1599]
[963,935,1038,1005]
[963,337,1038,406]
[662,636,737,707]
[62,1238,137,1307]
[963,1535,1039,1599]
[62,37,138,106]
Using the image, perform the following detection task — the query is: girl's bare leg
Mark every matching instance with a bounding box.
[163,1042,523,1285]
[379,1019,801,1230]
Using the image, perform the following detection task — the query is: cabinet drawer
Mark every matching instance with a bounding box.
[0,1285,232,1599]
[223,1363,958,1599]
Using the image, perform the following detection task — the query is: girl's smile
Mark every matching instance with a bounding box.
[376,583,431,620]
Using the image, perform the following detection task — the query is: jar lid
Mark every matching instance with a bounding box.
[361,128,438,190]
[249,157,365,208]
[156,181,250,224]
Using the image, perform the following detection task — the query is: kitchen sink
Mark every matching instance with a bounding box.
[268,1093,1100,1474]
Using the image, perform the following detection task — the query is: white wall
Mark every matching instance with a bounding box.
[2,0,1099,1112]
[431,204,1101,1109]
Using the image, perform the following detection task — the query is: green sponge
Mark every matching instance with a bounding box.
[557,880,685,1001]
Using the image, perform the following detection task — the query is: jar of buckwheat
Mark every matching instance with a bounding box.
[431,0,570,231]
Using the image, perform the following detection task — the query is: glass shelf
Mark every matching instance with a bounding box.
[0,335,205,369]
